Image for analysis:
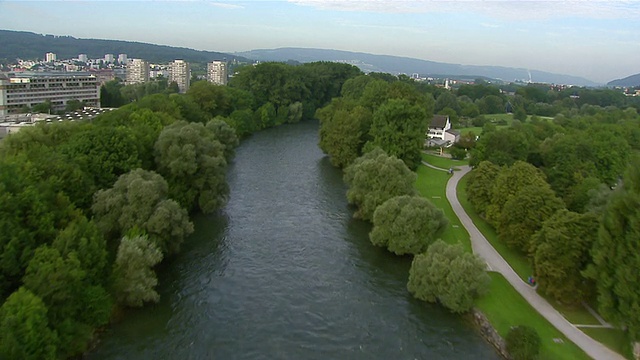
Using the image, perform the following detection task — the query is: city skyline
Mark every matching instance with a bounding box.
[1,1,639,84]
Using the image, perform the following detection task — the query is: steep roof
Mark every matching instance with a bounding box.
[430,115,449,128]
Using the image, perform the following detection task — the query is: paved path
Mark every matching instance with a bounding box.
[446,165,623,360]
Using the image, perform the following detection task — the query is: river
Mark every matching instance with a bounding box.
[88,120,499,360]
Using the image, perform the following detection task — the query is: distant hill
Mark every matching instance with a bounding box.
[238,47,600,86]
[0,29,249,64]
[608,73,640,87]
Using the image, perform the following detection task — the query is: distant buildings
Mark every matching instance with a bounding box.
[45,52,57,62]
[78,54,88,63]
[118,53,127,64]
[104,54,115,63]
[126,58,149,84]
[168,59,190,93]
[0,72,100,116]
[207,60,227,85]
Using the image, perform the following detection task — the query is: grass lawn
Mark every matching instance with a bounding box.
[457,170,626,358]
[420,152,469,169]
[456,173,533,281]
[581,327,633,360]
[540,295,600,326]
[476,273,591,360]
[414,164,471,252]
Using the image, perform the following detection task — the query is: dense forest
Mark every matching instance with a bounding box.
[1,57,640,358]
[0,61,360,359]
[315,73,640,347]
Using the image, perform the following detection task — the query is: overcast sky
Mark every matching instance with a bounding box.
[1,0,639,83]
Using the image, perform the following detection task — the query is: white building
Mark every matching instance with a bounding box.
[425,114,459,147]
[126,59,149,84]
[78,54,88,63]
[168,59,190,93]
[45,52,57,62]
[118,53,127,64]
[104,54,115,63]
[0,72,100,116]
[207,60,227,85]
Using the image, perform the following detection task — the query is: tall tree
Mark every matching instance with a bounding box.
[588,158,640,341]
[364,98,428,170]
[317,99,372,168]
[497,183,565,253]
[344,148,417,222]
[154,121,229,213]
[370,195,448,255]
[0,287,58,360]
[466,161,501,216]
[407,240,490,313]
[532,210,599,304]
[92,168,193,255]
[112,234,163,307]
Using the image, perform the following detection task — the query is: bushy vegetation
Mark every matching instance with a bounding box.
[0,61,361,359]
[506,325,542,360]
[407,240,490,313]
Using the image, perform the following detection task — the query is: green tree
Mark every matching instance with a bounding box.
[0,287,58,360]
[497,183,565,253]
[206,118,239,161]
[370,195,448,255]
[506,325,542,360]
[52,216,109,285]
[112,234,163,307]
[466,161,501,216]
[532,210,599,304]
[154,121,229,213]
[407,240,490,313]
[485,161,549,226]
[344,148,417,222]
[92,168,194,255]
[587,158,640,340]
[470,128,531,167]
[317,99,372,168]
[364,98,427,170]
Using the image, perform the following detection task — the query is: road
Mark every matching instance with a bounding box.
[446,165,624,360]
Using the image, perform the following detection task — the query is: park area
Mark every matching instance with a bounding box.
[416,153,632,359]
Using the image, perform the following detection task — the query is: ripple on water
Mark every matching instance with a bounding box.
[88,121,499,360]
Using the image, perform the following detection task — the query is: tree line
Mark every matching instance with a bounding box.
[466,104,640,343]
[317,74,490,314]
[0,61,360,359]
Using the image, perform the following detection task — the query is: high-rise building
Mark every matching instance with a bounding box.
[118,53,127,64]
[168,60,190,93]
[45,52,57,62]
[0,72,100,116]
[207,60,228,85]
[126,59,149,84]
[104,54,115,63]
[78,54,88,63]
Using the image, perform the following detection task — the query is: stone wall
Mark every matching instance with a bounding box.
[471,308,511,359]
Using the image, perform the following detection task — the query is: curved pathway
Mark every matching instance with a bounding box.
[446,165,623,360]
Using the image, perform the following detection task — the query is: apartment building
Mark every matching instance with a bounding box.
[207,60,228,85]
[126,58,150,84]
[168,59,190,93]
[0,72,100,116]
[45,52,57,62]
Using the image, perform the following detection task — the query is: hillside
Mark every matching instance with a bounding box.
[607,73,640,87]
[0,29,250,64]
[238,47,600,86]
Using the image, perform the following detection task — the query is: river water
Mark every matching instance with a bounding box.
[89,120,498,360]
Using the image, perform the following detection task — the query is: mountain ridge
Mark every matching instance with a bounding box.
[0,29,249,64]
[238,47,601,86]
[607,73,640,87]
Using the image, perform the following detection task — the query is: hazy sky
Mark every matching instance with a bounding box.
[1,0,639,83]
